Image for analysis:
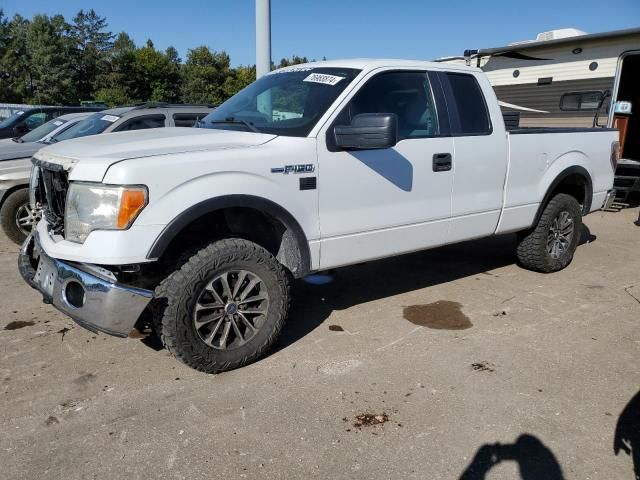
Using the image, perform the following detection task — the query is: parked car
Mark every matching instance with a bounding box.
[0,106,104,140]
[19,60,617,373]
[0,113,93,244]
[0,112,93,158]
[50,103,213,143]
[0,104,213,244]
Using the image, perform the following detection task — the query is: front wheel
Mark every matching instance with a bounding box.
[154,238,290,373]
[0,189,39,245]
[516,193,583,273]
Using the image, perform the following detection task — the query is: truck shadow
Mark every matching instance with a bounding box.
[273,224,595,353]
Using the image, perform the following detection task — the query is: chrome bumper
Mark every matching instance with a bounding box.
[18,234,153,337]
[602,189,617,210]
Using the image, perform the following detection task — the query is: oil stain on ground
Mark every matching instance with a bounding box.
[403,301,472,330]
[4,321,35,330]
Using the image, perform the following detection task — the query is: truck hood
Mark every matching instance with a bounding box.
[33,127,277,181]
[0,141,43,162]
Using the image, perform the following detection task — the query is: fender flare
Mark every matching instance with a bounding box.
[533,165,593,226]
[146,194,311,277]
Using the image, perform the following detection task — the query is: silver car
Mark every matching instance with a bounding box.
[0,104,213,244]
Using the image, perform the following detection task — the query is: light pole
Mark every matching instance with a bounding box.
[255,0,271,79]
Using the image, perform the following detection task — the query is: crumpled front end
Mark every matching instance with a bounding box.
[19,233,153,337]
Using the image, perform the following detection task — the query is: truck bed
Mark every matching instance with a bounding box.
[495,128,618,234]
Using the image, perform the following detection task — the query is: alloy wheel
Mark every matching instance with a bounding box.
[547,210,574,259]
[193,270,270,350]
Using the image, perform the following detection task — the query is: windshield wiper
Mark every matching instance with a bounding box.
[11,137,23,143]
[210,117,260,133]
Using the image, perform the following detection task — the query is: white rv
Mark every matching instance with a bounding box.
[438,27,640,202]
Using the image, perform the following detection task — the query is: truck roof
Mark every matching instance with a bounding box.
[274,58,482,73]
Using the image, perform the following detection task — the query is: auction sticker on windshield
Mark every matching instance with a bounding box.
[303,73,345,85]
[101,115,120,123]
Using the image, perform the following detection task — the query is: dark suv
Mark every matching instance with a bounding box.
[0,106,104,139]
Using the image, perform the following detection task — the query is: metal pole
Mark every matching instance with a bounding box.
[256,0,271,79]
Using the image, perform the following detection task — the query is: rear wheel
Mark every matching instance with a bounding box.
[154,238,290,373]
[0,189,38,245]
[516,193,582,273]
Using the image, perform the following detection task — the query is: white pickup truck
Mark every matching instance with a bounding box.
[19,59,618,373]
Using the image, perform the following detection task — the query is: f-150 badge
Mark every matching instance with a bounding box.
[271,164,315,174]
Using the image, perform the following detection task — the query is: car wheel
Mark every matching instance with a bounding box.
[154,238,290,373]
[516,193,583,273]
[0,189,39,245]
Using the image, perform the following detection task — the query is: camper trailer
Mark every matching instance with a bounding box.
[438,27,640,202]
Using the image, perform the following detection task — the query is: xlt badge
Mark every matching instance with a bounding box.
[271,164,315,175]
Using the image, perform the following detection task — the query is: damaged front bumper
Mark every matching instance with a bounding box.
[19,233,153,337]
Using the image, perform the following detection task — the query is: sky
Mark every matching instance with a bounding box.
[3,0,639,66]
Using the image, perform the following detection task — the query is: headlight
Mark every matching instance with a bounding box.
[65,183,148,243]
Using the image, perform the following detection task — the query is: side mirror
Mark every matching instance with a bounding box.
[334,113,398,150]
[13,124,28,136]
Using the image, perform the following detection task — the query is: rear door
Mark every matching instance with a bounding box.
[438,71,508,241]
[316,69,455,268]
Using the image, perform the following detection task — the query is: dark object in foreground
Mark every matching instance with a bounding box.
[459,434,565,480]
[614,389,640,480]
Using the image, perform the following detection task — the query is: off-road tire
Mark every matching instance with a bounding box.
[0,189,31,245]
[154,238,290,373]
[516,193,582,273]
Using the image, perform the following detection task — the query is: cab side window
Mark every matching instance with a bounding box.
[443,73,492,136]
[345,71,439,140]
[116,114,166,132]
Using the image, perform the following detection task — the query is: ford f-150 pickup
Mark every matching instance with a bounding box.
[19,59,618,373]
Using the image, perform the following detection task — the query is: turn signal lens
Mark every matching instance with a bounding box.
[117,189,147,228]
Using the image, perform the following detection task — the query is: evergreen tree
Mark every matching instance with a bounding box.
[26,14,74,104]
[70,9,114,101]
[0,13,31,102]
[94,32,138,105]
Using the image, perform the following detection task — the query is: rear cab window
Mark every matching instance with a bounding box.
[441,72,492,136]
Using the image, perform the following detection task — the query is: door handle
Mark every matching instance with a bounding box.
[432,153,452,172]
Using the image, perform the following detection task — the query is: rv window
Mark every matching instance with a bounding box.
[560,91,603,111]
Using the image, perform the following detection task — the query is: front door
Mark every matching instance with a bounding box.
[317,70,455,269]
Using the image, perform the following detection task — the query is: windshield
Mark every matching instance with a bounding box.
[199,67,360,137]
[51,112,120,142]
[20,118,67,143]
[0,111,25,128]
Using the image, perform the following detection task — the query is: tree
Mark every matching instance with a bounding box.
[132,39,181,102]
[69,9,114,101]
[222,64,256,99]
[276,55,309,69]
[182,46,232,105]
[0,13,31,103]
[26,14,75,104]
[94,32,138,105]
